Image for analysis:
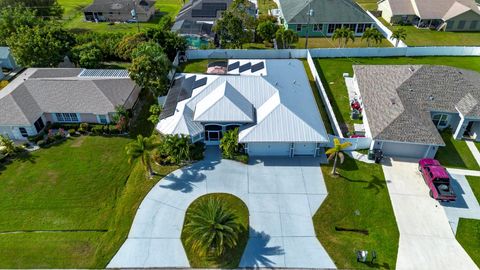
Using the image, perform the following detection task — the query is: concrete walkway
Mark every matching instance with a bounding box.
[447,168,480,177]
[107,147,335,269]
[382,158,478,270]
[466,140,480,167]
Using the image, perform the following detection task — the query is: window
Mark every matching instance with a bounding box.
[55,113,79,123]
[327,24,336,33]
[296,24,302,32]
[34,117,45,132]
[313,24,323,32]
[470,21,478,30]
[345,24,356,31]
[98,115,108,124]
[458,20,466,29]
[357,23,366,33]
[19,127,28,138]
[446,21,454,30]
[432,114,449,128]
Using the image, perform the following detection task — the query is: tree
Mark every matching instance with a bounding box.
[125,134,158,178]
[332,27,355,48]
[128,42,171,96]
[184,197,241,257]
[343,28,355,47]
[158,15,174,30]
[220,128,239,159]
[116,32,148,60]
[144,28,187,61]
[163,134,191,164]
[112,104,129,131]
[256,21,278,43]
[75,32,124,61]
[213,10,251,48]
[390,28,407,47]
[148,104,162,124]
[7,24,75,67]
[275,28,298,49]
[325,138,352,175]
[0,5,43,46]
[361,27,383,47]
[0,135,17,157]
[331,27,345,48]
[0,0,63,19]
[71,42,102,68]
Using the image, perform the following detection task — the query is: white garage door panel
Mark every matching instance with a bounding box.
[381,142,429,159]
[248,142,291,156]
[294,143,316,156]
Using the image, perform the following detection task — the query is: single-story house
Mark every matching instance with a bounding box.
[277,0,376,37]
[84,0,156,22]
[0,47,17,70]
[378,0,480,31]
[172,0,256,47]
[353,65,480,159]
[157,59,329,157]
[0,68,141,140]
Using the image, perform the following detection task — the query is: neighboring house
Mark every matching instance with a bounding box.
[378,0,480,31]
[0,68,141,140]
[157,59,329,157]
[171,0,256,48]
[84,0,156,22]
[0,47,17,70]
[277,0,376,37]
[353,65,480,159]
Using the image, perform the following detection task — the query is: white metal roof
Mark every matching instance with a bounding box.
[194,81,254,123]
[156,59,329,143]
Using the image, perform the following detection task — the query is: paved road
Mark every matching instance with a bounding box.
[382,158,478,270]
[107,148,335,269]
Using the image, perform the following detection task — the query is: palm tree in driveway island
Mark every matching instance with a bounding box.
[326,138,352,175]
[125,134,158,178]
[184,198,242,257]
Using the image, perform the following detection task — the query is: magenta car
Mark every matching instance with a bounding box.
[418,159,456,202]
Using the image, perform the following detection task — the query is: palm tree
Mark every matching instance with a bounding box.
[184,198,241,257]
[332,27,345,48]
[373,29,385,46]
[390,28,407,47]
[343,28,355,47]
[125,134,158,178]
[0,135,16,157]
[326,138,352,175]
[220,128,239,159]
[164,134,191,164]
[361,27,378,47]
[283,29,298,49]
[275,28,286,49]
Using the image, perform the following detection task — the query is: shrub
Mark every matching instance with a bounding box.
[190,142,205,161]
[68,129,76,136]
[37,140,46,147]
[108,125,118,134]
[28,132,44,143]
[232,153,249,164]
[91,125,104,135]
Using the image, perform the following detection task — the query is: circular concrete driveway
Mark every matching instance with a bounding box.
[107,148,336,269]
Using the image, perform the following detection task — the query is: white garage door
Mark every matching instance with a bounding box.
[294,143,317,156]
[381,142,430,159]
[248,142,291,156]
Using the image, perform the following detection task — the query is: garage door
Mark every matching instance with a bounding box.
[248,142,291,156]
[381,142,430,159]
[294,143,317,156]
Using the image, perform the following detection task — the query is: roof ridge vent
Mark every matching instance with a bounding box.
[408,66,415,72]
[429,95,434,101]
[390,98,396,105]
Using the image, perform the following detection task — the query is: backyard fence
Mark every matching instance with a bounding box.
[366,10,408,48]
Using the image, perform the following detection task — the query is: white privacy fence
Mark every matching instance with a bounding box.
[186,47,480,59]
[366,10,407,48]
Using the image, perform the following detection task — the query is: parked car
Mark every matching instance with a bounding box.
[418,158,456,202]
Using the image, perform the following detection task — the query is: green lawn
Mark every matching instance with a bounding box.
[294,37,392,49]
[435,131,480,171]
[0,136,177,268]
[355,0,377,10]
[456,176,480,268]
[59,0,184,33]
[181,193,249,268]
[314,56,480,134]
[378,18,480,47]
[314,156,399,269]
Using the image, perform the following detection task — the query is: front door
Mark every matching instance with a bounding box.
[204,124,223,145]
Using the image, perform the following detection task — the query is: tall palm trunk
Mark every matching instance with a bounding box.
[331,153,338,175]
[142,154,154,178]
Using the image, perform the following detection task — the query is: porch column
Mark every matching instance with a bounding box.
[454,117,467,140]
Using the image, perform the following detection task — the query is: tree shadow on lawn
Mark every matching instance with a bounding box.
[341,174,387,195]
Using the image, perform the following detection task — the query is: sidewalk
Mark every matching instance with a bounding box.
[466,141,480,167]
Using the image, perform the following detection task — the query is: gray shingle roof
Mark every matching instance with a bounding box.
[84,0,155,14]
[278,0,374,24]
[354,65,480,146]
[0,68,138,126]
